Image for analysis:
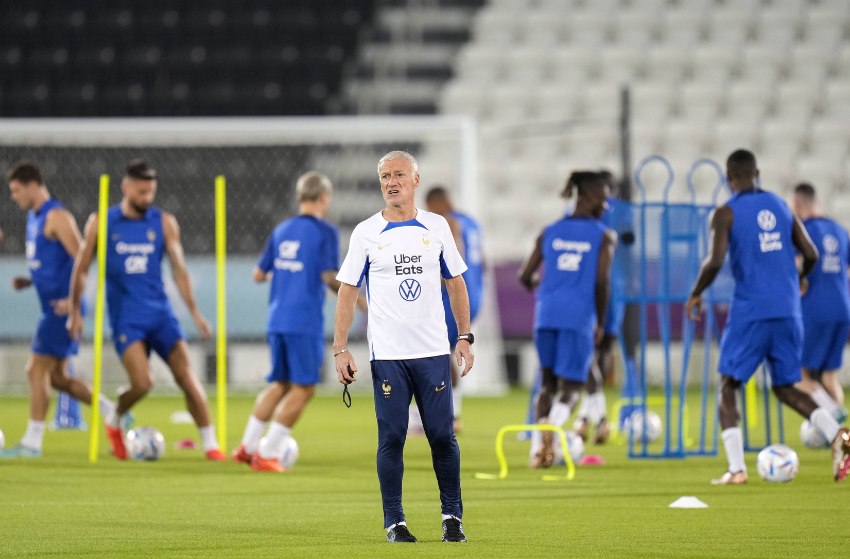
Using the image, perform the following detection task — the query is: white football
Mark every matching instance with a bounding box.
[799,420,830,449]
[623,410,662,443]
[553,430,585,465]
[0,428,5,450]
[258,435,300,470]
[126,427,166,461]
[756,444,799,483]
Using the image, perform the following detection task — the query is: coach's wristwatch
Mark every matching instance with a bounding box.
[456,333,475,345]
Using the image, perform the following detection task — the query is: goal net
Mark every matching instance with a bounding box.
[0,116,507,396]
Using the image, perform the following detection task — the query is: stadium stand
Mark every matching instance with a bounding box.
[441,0,850,260]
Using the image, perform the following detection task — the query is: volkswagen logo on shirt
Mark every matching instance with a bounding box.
[399,278,422,301]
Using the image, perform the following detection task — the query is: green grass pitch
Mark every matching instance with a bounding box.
[0,389,845,558]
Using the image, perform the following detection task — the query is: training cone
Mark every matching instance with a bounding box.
[579,455,606,466]
[668,496,708,509]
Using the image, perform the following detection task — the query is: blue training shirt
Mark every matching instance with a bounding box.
[535,215,608,333]
[801,216,850,324]
[27,198,74,316]
[726,189,801,322]
[257,214,340,336]
[453,210,485,318]
[105,205,172,327]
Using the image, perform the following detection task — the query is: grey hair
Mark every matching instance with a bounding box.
[377,150,419,174]
[296,171,333,202]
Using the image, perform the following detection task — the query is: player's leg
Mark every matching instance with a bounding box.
[530,329,558,467]
[234,333,290,463]
[797,319,843,418]
[411,355,465,542]
[233,382,287,464]
[372,359,415,539]
[712,319,765,484]
[48,359,116,419]
[0,354,52,457]
[819,320,848,419]
[592,333,616,444]
[254,334,321,471]
[163,340,223,459]
[821,371,845,410]
[768,317,849,480]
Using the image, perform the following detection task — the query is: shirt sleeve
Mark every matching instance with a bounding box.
[439,217,468,279]
[256,233,275,273]
[322,226,340,272]
[336,226,369,287]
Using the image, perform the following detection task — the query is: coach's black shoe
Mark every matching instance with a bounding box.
[442,517,467,542]
[386,524,417,543]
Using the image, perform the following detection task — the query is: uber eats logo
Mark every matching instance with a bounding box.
[394,253,423,275]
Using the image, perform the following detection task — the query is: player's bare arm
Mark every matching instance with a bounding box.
[595,230,617,345]
[687,205,733,320]
[322,270,367,311]
[163,211,211,339]
[445,274,474,376]
[791,214,819,294]
[333,282,360,384]
[518,231,544,291]
[45,208,83,316]
[67,212,99,340]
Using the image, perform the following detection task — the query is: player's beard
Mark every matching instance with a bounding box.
[130,201,151,215]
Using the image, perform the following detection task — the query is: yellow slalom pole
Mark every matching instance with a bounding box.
[746,378,758,430]
[214,175,228,451]
[88,175,110,463]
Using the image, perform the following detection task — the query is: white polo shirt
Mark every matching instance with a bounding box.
[337,209,468,360]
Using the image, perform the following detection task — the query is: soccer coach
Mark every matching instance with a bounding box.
[333,150,474,543]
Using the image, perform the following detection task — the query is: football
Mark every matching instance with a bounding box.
[623,410,663,443]
[799,420,830,449]
[258,436,300,470]
[125,427,166,461]
[756,444,799,483]
[553,430,585,465]
[0,428,4,450]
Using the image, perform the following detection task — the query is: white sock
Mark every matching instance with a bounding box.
[105,408,120,428]
[386,521,407,532]
[721,427,746,473]
[241,415,267,453]
[21,420,46,451]
[98,394,115,417]
[587,392,606,424]
[198,425,219,452]
[548,402,571,429]
[529,429,542,459]
[259,421,292,459]
[811,387,840,416]
[442,514,461,521]
[576,392,589,419]
[594,392,608,421]
[452,382,463,418]
[810,407,840,442]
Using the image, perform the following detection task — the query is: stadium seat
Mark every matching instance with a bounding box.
[454,44,507,84]
[738,46,786,84]
[690,46,737,84]
[753,10,801,46]
[710,120,761,156]
[707,9,753,48]
[802,8,846,50]
[773,82,819,123]
[548,48,597,83]
[631,83,677,120]
[677,83,723,125]
[808,120,850,162]
[564,12,610,48]
[506,47,552,83]
[644,48,693,82]
[598,47,645,82]
[823,80,850,119]
[760,120,807,161]
[535,85,580,121]
[795,156,842,196]
[787,45,833,83]
[659,10,705,48]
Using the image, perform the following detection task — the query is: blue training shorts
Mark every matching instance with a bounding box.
[266,333,324,386]
[32,314,78,359]
[802,319,850,373]
[535,328,594,383]
[718,317,802,387]
[112,313,185,360]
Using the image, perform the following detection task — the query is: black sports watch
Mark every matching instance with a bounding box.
[456,333,475,345]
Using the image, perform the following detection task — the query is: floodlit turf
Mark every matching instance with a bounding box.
[0,389,845,558]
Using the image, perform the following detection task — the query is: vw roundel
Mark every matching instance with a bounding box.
[398,278,422,301]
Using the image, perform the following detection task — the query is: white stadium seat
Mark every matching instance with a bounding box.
[631,83,677,120]
[691,46,737,84]
[808,119,850,162]
[823,80,850,119]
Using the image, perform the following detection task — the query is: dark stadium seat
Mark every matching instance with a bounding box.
[0,0,379,117]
